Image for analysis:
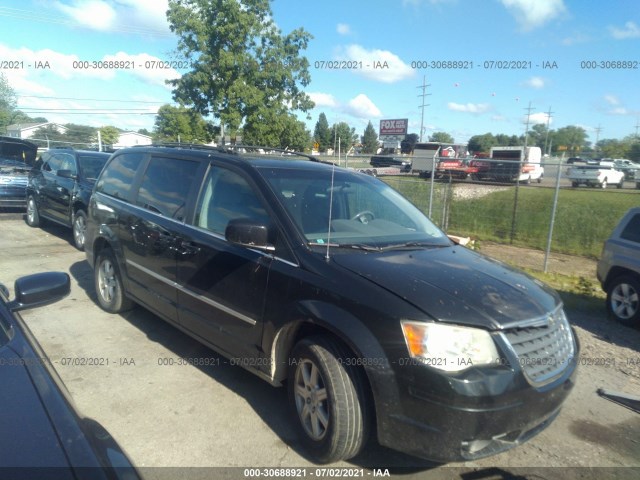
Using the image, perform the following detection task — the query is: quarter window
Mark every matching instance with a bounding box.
[96,152,144,202]
[620,214,640,244]
[136,156,199,220]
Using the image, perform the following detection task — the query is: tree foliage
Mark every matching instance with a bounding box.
[313,113,331,152]
[242,111,310,150]
[166,0,314,143]
[98,126,121,146]
[400,133,419,154]
[552,125,589,155]
[332,122,358,152]
[361,121,379,154]
[0,73,17,132]
[429,131,454,143]
[153,104,215,143]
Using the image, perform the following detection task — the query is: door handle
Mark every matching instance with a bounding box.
[174,240,201,256]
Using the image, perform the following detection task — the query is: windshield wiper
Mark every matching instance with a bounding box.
[338,243,382,251]
[378,241,449,251]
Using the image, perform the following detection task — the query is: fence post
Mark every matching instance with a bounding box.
[544,159,563,272]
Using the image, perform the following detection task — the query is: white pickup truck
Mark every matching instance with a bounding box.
[566,164,625,189]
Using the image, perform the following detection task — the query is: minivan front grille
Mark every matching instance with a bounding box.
[502,308,575,385]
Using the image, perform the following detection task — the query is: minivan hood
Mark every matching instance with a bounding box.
[332,246,560,330]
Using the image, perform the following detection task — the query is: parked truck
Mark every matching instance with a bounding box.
[469,146,544,183]
[410,142,469,178]
[566,163,625,189]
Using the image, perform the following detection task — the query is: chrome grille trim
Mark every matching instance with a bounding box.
[501,306,576,385]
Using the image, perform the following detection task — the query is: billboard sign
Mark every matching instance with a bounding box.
[379,119,408,137]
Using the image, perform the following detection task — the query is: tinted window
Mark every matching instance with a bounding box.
[620,214,640,244]
[42,153,65,173]
[96,152,144,202]
[195,167,269,235]
[78,154,109,180]
[136,156,199,220]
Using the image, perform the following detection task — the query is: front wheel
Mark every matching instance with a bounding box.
[617,179,624,189]
[94,248,134,313]
[607,276,640,327]
[72,210,88,251]
[288,336,370,464]
[26,195,41,227]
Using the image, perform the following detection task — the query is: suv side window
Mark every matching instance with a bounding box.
[195,167,269,235]
[136,156,199,220]
[620,214,640,243]
[42,153,65,174]
[56,153,77,175]
[96,152,144,202]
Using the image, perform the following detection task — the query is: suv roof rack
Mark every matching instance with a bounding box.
[136,142,328,164]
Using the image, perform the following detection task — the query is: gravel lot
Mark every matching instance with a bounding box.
[1,211,639,480]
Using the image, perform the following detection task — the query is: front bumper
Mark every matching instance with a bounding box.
[373,331,579,463]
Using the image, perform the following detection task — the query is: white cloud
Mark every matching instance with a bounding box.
[337,23,351,35]
[527,112,552,125]
[343,94,382,119]
[448,102,491,114]
[53,0,170,35]
[562,33,589,46]
[500,0,566,31]
[54,0,117,31]
[609,21,640,39]
[523,76,546,89]
[604,94,620,106]
[103,52,180,88]
[337,44,415,83]
[308,92,339,108]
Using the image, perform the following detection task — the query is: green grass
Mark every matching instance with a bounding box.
[385,178,639,258]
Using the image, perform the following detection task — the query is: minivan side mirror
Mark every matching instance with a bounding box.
[225,219,275,252]
[7,272,71,312]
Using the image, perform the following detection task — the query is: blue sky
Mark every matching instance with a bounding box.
[1,0,639,145]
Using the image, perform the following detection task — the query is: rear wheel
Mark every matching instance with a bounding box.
[26,195,41,227]
[72,210,87,251]
[94,248,134,313]
[288,335,370,464]
[607,276,640,327]
[617,179,624,189]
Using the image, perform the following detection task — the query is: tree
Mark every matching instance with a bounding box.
[527,124,548,150]
[314,113,332,152]
[166,0,314,143]
[429,131,454,143]
[332,122,358,152]
[242,110,310,150]
[400,133,419,154]
[0,73,17,133]
[467,133,495,153]
[98,126,121,147]
[597,138,629,159]
[361,121,379,154]
[138,128,151,136]
[153,104,214,143]
[552,125,589,155]
[30,125,68,148]
[629,142,640,162]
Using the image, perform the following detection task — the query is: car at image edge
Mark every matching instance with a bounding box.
[597,207,640,327]
[0,271,140,478]
[84,144,579,464]
[0,136,38,209]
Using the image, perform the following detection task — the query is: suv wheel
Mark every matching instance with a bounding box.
[607,275,640,327]
[95,249,134,313]
[72,210,87,251]
[288,335,369,464]
[26,195,41,227]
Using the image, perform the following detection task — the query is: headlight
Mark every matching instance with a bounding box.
[400,321,500,372]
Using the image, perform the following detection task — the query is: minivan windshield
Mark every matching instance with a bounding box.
[260,166,451,249]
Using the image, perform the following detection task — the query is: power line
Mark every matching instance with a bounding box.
[17,94,166,105]
[0,6,173,38]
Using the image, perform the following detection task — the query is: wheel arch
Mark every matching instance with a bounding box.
[603,266,640,292]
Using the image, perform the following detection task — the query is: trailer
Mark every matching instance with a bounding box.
[470,146,544,183]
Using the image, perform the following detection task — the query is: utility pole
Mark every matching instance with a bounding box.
[543,106,554,156]
[522,101,534,148]
[417,76,431,142]
[594,125,602,155]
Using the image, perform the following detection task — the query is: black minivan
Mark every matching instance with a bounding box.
[85,145,578,464]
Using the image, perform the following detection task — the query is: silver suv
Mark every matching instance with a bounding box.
[597,207,640,327]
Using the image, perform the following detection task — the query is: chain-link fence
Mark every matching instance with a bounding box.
[380,158,639,272]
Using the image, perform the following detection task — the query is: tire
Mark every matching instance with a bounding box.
[571,181,578,188]
[607,275,640,327]
[288,335,370,464]
[26,195,41,227]
[617,179,624,189]
[94,248,134,313]
[72,210,88,251]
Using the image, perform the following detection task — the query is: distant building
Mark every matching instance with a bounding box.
[5,122,68,139]
[113,131,153,149]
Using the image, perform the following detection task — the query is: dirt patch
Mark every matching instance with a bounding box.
[479,241,598,279]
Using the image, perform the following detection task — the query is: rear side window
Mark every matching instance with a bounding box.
[620,214,640,244]
[136,156,199,220]
[96,152,144,202]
